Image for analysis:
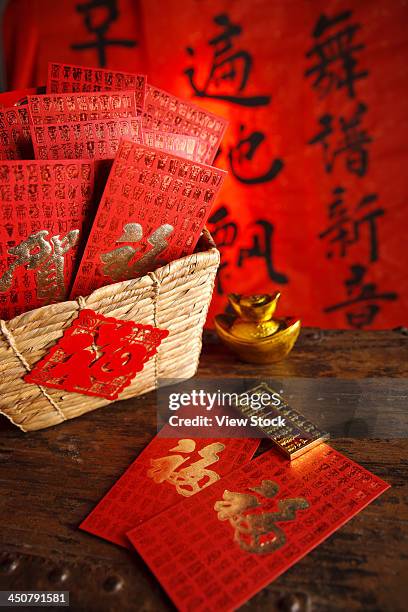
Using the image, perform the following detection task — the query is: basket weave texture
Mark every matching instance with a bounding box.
[0,230,219,432]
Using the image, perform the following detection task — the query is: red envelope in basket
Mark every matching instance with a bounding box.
[0,106,33,159]
[25,309,168,400]
[70,140,226,299]
[143,84,228,164]
[47,62,146,113]
[31,118,142,161]
[128,445,389,612]
[28,91,138,125]
[80,435,260,547]
[0,160,95,320]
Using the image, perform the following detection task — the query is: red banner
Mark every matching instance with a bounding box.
[3,0,408,328]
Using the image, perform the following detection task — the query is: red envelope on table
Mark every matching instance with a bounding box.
[142,129,199,161]
[128,445,389,612]
[0,160,95,320]
[70,140,226,299]
[47,62,146,114]
[143,84,228,164]
[0,106,33,159]
[28,91,138,125]
[30,118,142,161]
[80,434,259,548]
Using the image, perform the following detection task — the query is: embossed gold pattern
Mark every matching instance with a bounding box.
[214,479,309,554]
[147,439,225,497]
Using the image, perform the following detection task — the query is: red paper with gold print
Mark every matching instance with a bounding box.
[31,118,142,161]
[128,444,389,611]
[143,84,228,164]
[47,63,146,113]
[80,435,260,548]
[25,309,168,400]
[0,106,33,159]
[0,160,94,320]
[70,140,226,299]
[27,90,138,125]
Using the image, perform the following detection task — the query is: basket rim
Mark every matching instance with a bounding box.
[0,228,219,325]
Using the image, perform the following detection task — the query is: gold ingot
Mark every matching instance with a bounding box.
[214,293,301,364]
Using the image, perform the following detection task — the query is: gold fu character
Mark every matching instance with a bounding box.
[100,222,174,280]
[214,479,309,554]
[0,229,78,301]
[147,438,225,497]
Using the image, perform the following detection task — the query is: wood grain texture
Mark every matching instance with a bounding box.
[0,328,407,612]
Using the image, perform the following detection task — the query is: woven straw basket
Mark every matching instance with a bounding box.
[0,229,219,432]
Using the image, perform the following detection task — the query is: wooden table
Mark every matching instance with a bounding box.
[1,328,407,611]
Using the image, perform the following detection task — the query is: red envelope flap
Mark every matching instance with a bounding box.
[28,91,138,125]
[80,435,259,547]
[47,62,146,113]
[142,129,199,161]
[70,140,227,299]
[128,444,389,612]
[0,106,33,159]
[31,118,142,161]
[24,309,169,400]
[0,160,95,320]
[143,84,228,164]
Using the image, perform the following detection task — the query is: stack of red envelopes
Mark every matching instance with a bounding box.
[0,62,228,320]
[80,431,389,610]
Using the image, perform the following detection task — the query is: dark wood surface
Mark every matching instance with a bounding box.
[1,328,407,612]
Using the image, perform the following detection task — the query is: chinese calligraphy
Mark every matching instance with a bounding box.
[100,222,174,280]
[0,230,79,302]
[25,309,169,400]
[185,13,270,107]
[72,0,137,67]
[305,10,368,99]
[148,439,225,496]
[306,10,397,327]
[214,479,309,554]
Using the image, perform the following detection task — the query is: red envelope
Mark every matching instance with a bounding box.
[142,129,199,161]
[80,435,260,548]
[28,91,138,125]
[25,309,168,400]
[0,160,95,320]
[31,118,142,161]
[47,62,146,113]
[143,84,228,164]
[70,140,226,299]
[0,106,33,159]
[128,445,389,612]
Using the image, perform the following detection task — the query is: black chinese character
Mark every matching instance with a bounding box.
[324,264,397,328]
[238,220,288,284]
[185,13,270,106]
[319,187,384,262]
[208,205,238,295]
[228,125,284,184]
[305,10,368,98]
[309,103,371,176]
[72,0,137,67]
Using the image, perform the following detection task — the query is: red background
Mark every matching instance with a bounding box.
[3,0,407,328]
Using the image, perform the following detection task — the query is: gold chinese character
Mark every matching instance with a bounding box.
[100,222,174,280]
[214,479,309,554]
[0,229,78,302]
[147,439,225,497]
